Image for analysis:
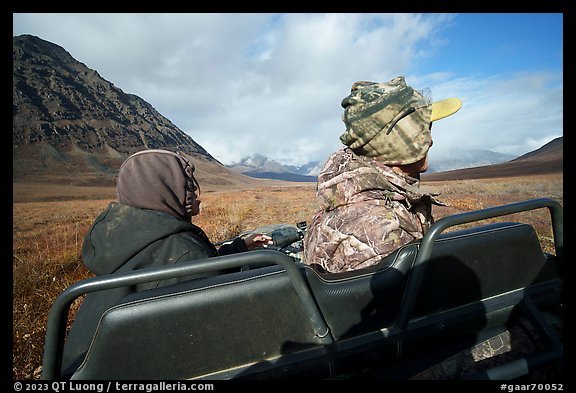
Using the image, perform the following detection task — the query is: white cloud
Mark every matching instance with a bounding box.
[428,72,563,160]
[13,13,562,165]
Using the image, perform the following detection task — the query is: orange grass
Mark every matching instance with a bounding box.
[12,175,562,379]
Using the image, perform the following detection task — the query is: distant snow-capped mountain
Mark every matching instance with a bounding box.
[228,154,290,174]
[228,148,517,182]
[283,161,323,176]
[227,154,320,182]
[428,149,516,173]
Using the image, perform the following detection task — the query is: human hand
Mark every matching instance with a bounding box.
[243,233,274,250]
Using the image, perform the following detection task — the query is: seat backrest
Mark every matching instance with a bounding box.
[69,222,558,379]
[70,265,328,380]
[305,221,557,340]
[413,221,557,316]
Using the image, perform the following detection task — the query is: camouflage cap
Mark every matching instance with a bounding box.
[340,76,455,165]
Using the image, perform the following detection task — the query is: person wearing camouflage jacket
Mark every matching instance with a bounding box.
[303,76,461,273]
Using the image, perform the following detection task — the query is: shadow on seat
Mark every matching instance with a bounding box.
[62,222,561,380]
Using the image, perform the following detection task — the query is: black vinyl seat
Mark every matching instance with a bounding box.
[63,220,561,380]
[306,221,559,341]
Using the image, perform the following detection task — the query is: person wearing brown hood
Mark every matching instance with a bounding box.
[303,76,462,273]
[61,149,272,376]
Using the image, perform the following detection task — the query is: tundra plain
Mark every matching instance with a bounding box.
[12,173,563,379]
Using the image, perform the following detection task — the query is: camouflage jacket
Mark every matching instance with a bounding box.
[303,147,445,273]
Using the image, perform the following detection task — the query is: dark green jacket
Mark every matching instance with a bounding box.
[62,202,247,375]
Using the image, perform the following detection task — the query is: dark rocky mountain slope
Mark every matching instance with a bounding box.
[13,34,252,188]
[13,35,562,189]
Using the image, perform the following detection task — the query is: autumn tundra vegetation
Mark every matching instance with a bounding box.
[12,173,562,379]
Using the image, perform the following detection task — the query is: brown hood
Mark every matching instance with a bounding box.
[116,149,197,221]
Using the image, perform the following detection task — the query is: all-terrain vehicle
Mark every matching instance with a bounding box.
[42,198,563,380]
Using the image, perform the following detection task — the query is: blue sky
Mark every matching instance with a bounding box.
[418,14,563,77]
[13,13,563,166]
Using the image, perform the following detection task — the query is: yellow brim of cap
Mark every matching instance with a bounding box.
[431,98,462,122]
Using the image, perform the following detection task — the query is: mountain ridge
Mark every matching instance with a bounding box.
[228,141,560,182]
[422,136,563,181]
[428,149,516,173]
[12,34,260,189]
[12,34,562,189]
[227,153,320,182]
